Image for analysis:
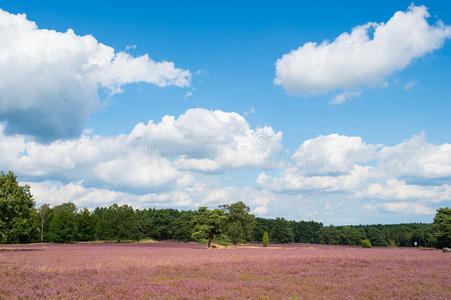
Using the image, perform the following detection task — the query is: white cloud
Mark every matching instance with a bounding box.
[2,110,449,221]
[129,108,283,172]
[125,44,136,50]
[20,129,451,222]
[379,202,435,215]
[377,133,451,179]
[292,134,379,175]
[331,91,362,104]
[0,108,282,191]
[274,5,450,97]
[25,180,275,216]
[0,8,190,141]
[358,178,451,202]
[258,132,451,218]
[257,165,372,193]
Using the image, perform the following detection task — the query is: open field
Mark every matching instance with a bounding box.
[1,243,450,299]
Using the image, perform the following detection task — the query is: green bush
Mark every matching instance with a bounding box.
[263,231,269,247]
[361,239,372,248]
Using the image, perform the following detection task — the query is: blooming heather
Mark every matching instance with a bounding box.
[0,243,450,299]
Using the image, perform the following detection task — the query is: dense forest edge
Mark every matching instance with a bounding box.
[1,171,450,248]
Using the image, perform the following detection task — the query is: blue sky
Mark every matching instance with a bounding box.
[1,1,451,224]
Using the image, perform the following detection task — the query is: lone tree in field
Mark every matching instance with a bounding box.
[0,171,37,244]
[220,201,256,244]
[433,207,451,248]
[262,231,269,247]
[191,207,227,248]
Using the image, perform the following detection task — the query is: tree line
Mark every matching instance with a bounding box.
[1,171,450,248]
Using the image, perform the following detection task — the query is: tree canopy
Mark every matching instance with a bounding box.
[220,201,255,244]
[433,207,451,248]
[191,207,227,247]
[0,171,38,243]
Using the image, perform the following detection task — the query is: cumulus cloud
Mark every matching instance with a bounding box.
[379,202,435,215]
[257,165,372,193]
[377,133,451,179]
[130,108,283,172]
[274,5,451,99]
[0,8,191,141]
[25,180,274,216]
[14,129,451,221]
[292,133,380,175]
[359,178,451,202]
[0,108,282,192]
[258,132,451,216]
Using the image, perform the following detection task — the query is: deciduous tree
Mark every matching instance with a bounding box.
[0,171,37,243]
[433,207,451,248]
[220,201,255,244]
[191,207,227,247]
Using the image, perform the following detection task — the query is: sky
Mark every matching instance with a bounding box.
[0,0,451,225]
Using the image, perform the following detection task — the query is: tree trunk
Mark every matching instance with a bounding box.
[208,238,211,248]
[41,218,44,243]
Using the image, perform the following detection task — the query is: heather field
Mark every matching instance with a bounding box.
[1,243,450,299]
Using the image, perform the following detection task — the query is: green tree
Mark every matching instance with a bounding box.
[270,217,294,244]
[97,204,141,242]
[262,231,269,247]
[38,204,50,243]
[148,209,177,240]
[0,171,37,244]
[48,208,77,243]
[77,208,97,241]
[361,239,372,248]
[319,225,339,245]
[191,207,227,247]
[367,226,387,246]
[253,217,272,242]
[172,211,195,242]
[220,201,255,244]
[433,207,451,248]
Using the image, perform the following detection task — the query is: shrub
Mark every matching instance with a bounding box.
[263,231,269,247]
[361,239,372,248]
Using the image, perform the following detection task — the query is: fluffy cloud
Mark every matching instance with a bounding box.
[377,133,451,179]
[25,180,274,216]
[0,108,282,192]
[274,5,450,99]
[292,133,379,175]
[130,108,283,172]
[379,202,435,215]
[16,129,451,221]
[257,165,372,193]
[0,8,190,141]
[359,178,451,202]
[258,133,451,216]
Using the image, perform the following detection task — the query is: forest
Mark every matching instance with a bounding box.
[1,171,450,248]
